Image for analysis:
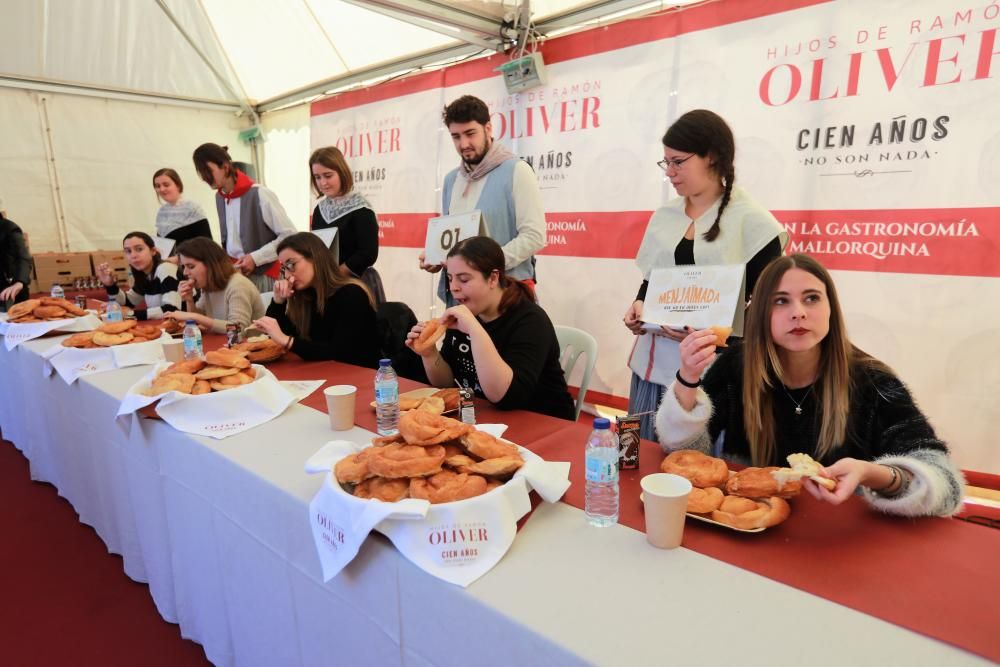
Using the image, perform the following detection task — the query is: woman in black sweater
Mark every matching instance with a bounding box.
[406,236,575,421]
[656,254,963,517]
[309,147,383,303]
[252,232,379,367]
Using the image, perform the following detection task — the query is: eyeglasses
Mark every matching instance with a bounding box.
[279,258,300,279]
[656,154,695,172]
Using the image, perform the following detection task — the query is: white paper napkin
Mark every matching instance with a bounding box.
[280,379,326,402]
[44,331,169,384]
[1,313,102,350]
[117,362,297,439]
[306,435,570,587]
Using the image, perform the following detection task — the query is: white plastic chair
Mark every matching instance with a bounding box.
[554,325,598,421]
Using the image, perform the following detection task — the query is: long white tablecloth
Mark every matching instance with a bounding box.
[0,335,990,667]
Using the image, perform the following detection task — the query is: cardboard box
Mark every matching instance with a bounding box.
[90,250,130,287]
[33,252,93,290]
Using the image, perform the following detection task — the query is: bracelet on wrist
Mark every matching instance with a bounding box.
[675,370,701,389]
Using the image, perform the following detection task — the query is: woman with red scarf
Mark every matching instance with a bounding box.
[192,143,297,291]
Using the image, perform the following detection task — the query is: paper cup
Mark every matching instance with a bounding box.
[324,384,357,431]
[640,473,692,549]
[162,339,185,363]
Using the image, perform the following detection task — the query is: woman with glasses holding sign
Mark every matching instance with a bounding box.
[624,110,787,441]
[164,237,264,333]
[656,254,963,517]
[251,232,379,366]
[309,147,385,305]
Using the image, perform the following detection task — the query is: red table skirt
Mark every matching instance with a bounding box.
[194,332,1000,663]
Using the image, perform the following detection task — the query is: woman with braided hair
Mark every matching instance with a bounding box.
[623,110,787,441]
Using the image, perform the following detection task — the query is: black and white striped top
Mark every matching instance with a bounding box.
[105,261,181,318]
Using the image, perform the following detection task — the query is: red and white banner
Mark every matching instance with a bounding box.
[312,0,1000,472]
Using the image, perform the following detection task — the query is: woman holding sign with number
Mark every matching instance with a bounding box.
[252,232,379,366]
[624,110,787,441]
[406,236,574,420]
[656,254,963,517]
[309,147,384,305]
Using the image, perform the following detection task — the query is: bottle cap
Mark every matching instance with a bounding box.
[378,358,391,367]
[186,319,196,325]
[593,417,611,430]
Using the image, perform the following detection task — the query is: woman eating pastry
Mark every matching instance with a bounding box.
[406,236,575,420]
[164,237,264,333]
[251,232,379,366]
[655,254,964,517]
[97,231,181,320]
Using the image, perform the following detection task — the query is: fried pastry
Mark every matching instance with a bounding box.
[335,449,375,484]
[686,486,725,513]
[163,359,205,375]
[709,325,733,347]
[204,349,250,369]
[354,477,410,502]
[62,332,96,348]
[409,470,488,504]
[415,396,445,415]
[460,431,519,460]
[33,305,67,319]
[367,444,446,478]
[194,365,241,380]
[98,320,138,334]
[93,331,134,346]
[399,410,473,446]
[771,453,837,491]
[458,455,524,478]
[191,380,212,395]
[660,450,730,488]
[711,495,790,530]
[412,319,446,354]
[431,388,461,412]
[8,299,40,320]
[726,466,801,499]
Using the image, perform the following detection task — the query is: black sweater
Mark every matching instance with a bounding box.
[440,299,576,421]
[702,342,950,466]
[0,216,32,297]
[165,219,213,244]
[310,207,379,278]
[265,283,379,367]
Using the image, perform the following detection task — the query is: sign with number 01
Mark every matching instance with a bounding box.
[423,211,485,265]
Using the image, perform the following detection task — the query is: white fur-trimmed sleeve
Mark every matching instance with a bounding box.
[655,381,714,454]
[860,448,966,518]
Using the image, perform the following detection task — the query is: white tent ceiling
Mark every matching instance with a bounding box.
[0,0,699,114]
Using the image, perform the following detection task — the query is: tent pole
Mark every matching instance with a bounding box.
[37,95,70,253]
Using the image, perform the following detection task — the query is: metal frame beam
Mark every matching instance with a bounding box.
[0,75,242,112]
[536,0,668,32]
[341,0,503,50]
[256,42,484,113]
[350,0,504,37]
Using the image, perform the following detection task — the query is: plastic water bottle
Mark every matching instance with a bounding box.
[585,417,620,527]
[182,319,203,360]
[374,358,400,436]
[105,299,123,322]
[50,283,65,300]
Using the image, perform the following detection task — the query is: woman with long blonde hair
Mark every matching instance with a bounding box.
[655,254,963,517]
[252,232,379,366]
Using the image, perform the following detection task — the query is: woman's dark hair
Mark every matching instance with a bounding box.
[442,95,490,127]
[275,232,373,339]
[121,231,163,294]
[446,236,532,314]
[192,143,235,186]
[175,237,236,292]
[662,109,735,242]
[308,147,354,197]
[152,168,184,194]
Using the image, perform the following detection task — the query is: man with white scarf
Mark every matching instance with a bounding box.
[420,95,546,304]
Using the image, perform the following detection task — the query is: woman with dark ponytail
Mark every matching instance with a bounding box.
[623,110,787,440]
[405,236,575,420]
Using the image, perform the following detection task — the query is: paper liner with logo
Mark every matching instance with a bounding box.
[116,361,297,439]
[305,431,571,587]
[0,312,103,350]
[41,331,171,383]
